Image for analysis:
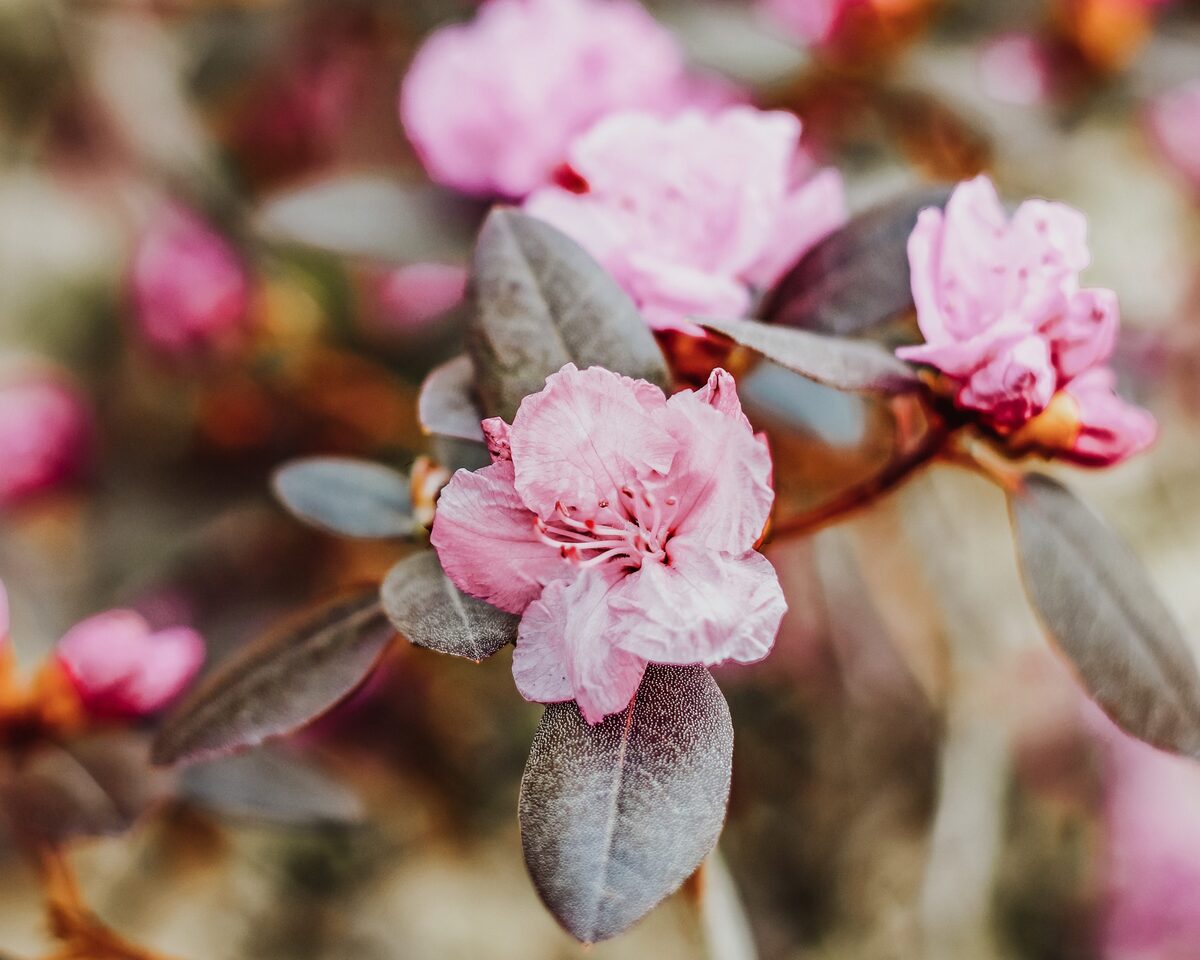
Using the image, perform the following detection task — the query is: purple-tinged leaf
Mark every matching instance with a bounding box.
[468,209,669,420]
[520,665,733,943]
[272,457,414,540]
[381,552,518,662]
[418,354,486,443]
[152,589,393,767]
[701,316,923,395]
[1010,474,1200,755]
[761,186,952,337]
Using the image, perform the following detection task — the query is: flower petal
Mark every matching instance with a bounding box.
[1046,288,1119,380]
[515,567,648,723]
[744,166,847,289]
[614,547,786,666]
[430,460,568,614]
[509,364,677,517]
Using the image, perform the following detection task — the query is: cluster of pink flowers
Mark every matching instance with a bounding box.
[0,368,91,508]
[1145,80,1200,195]
[525,107,846,333]
[130,205,252,357]
[399,0,737,199]
[897,176,1155,466]
[431,364,786,723]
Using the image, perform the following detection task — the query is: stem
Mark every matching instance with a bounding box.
[939,434,1025,494]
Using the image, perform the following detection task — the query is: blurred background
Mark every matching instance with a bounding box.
[2,0,1200,957]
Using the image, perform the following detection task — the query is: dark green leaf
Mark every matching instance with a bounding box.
[418,354,486,442]
[381,552,518,662]
[520,665,733,943]
[467,209,669,420]
[761,186,952,337]
[272,457,414,540]
[701,316,923,395]
[152,589,393,766]
[1010,474,1200,755]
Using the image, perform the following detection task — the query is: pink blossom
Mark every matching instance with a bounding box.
[55,610,205,718]
[377,262,467,331]
[431,364,786,723]
[131,205,251,356]
[524,107,847,334]
[0,371,91,507]
[896,176,1153,461]
[1145,80,1200,194]
[758,0,848,45]
[979,33,1055,106]
[398,0,737,199]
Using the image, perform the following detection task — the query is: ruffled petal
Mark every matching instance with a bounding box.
[743,166,847,289]
[515,567,648,723]
[430,460,568,614]
[1046,287,1119,380]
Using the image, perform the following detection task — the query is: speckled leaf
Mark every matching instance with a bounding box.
[152,589,393,766]
[1010,474,1200,755]
[381,552,518,662]
[418,354,486,443]
[272,457,414,539]
[761,186,952,337]
[520,665,733,943]
[701,316,923,395]
[468,209,669,420]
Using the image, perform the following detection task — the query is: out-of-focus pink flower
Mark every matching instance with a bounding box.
[979,33,1055,106]
[758,0,847,45]
[525,107,846,334]
[0,371,91,507]
[0,579,8,648]
[897,176,1154,463]
[398,0,734,198]
[377,262,468,331]
[131,206,251,356]
[431,364,786,723]
[1145,80,1200,194]
[55,610,205,718]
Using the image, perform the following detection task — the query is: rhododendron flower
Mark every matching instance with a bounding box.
[896,176,1155,463]
[1145,80,1200,194]
[524,107,846,334]
[399,0,732,199]
[431,364,786,723]
[377,262,468,331]
[55,610,205,718]
[0,370,91,507]
[131,205,251,356]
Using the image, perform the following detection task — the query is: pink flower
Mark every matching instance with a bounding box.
[0,579,9,648]
[376,262,468,331]
[979,33,1056,106]
[0,371,91,507]
[1145,80,1200,194]
[524,107,847,334]
[758,0,849,45]
[430,364,786,723]
[399,0,709,198]
[55,610,205,718]
[897,176,1153,461]
[131,205,251,356]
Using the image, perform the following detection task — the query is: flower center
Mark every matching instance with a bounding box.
[533,483,679,570]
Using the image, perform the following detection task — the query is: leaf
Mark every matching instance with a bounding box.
[761,186,952,337]
[701,316,923,395]
[519,665,734,943]
[152,589,393,766]
[179,746,364,826]
[467,209,669,420]
[418,354,486,443]
[272,457,414,540]
[1010,474,1200,755]
[381,552,518,662]
[254,174,473,262]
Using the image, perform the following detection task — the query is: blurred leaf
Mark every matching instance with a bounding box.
[381,552,518,662]
[1010,474,1200,755]
[468,209,669,420]
[418,354,486,442]
[153,589,393,766]
[179,746,363,826]
[272,457,415,540]
[701,316,923,394]
[520,665,733,943]
[255,174,472,262]
[761,186,951,337]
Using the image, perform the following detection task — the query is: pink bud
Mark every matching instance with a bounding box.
[0,371,91,507]
[979,33,1055,106]
[55,610,205,718]
[758,0,848,45]
[376,262,467,332]
[131,205,251,356]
